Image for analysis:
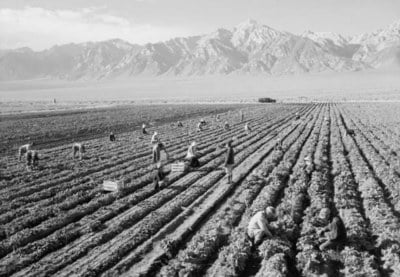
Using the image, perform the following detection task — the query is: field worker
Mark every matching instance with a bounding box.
[200,118,206,125]
[151,131,159,145]
[318,213,347,251]
[26,150,39,170]
[240,110,244,122]
[72,143,85,160]
[247,207,276,246]
[142,123,148,135]
[295,112,300,120]
[153,163,169,191]
[313,207,331,228]
[224,121,230,131]
[224,139,235,184]
[186,141,200,168]
[18,143,33,161]
[152,142,169,167]
[216,114,220,121]
[274,138,283,151]
[244,123,251,135]
[197,122,203,132]
[177,121,183,127]
[347,129,355,136]
[109,132,116,142]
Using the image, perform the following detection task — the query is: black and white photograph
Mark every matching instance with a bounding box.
[1,0,400,276]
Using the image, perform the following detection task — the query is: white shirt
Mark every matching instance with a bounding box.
[186,145,197,159]
[20,144,31,151]
[151,134,159,144]
[248,211,270,234]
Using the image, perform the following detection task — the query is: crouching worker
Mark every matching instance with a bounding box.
[26,150,39,170]
[18,143,33,161]
[153,163,169,191]
[274,138,283,151]
[142,123,148,135]
[109,132,116,142]
[224,121,230,131]
[247,206,277,246]
[186,141,200,168]
[72,143,85,160]
[317,210,347,251]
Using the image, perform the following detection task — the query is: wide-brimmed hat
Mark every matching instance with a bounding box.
[265,206,276,218]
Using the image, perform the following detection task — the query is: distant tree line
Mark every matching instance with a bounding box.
[258,97,276,103]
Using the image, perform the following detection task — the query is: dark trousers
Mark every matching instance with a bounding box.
[189,157,200,167]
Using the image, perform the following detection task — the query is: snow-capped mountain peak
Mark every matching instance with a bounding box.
[301,30,349,46]
[0,18,399,81]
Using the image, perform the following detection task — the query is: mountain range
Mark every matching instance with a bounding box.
[1,19,399,81]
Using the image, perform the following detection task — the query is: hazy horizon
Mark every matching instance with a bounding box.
[1,70,400,103]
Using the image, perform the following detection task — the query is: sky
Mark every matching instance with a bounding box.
[1,0,399,50]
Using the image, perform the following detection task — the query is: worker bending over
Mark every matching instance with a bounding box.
[224,121,230,131]
[247,206,277,246]
[18,143,33,161]
[197,122,203,132]
[26,150,39,171]
[142,124,148,135]
[152,142,169,167]
[109,132,116,142]
[316,208,347,251]
[72,143,85,160]
[186,141,200,168]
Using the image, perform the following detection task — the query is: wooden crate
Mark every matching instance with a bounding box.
[171,162,187,173]
[102,180,125,192]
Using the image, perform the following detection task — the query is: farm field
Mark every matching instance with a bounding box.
[1,102,400,277]
[0,103,248,154]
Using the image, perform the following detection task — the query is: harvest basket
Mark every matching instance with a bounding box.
[170,162,188,173]
[101,180,126,192]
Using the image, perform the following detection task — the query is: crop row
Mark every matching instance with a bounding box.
[251,106,327,277]
[203,106,324,277]
[334,106,400,276]
[0,111,290,261]
[0,113,271,231]
[144,106,322,277]
[46,107,308,277]
[2,106,311,276]
[329,107,380,276]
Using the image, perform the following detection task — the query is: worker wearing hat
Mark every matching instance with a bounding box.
[247,206,277,246]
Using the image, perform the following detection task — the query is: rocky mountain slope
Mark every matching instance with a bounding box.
[1,19,399,80]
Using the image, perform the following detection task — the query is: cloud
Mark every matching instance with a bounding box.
[0,6,190,50]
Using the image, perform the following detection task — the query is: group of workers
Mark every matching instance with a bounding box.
[245,155,347,255]
[150,127,236,191]
[16,109,348,255]
[246,205,347,252]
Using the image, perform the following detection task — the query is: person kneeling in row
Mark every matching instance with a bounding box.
[247,206,277,247]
